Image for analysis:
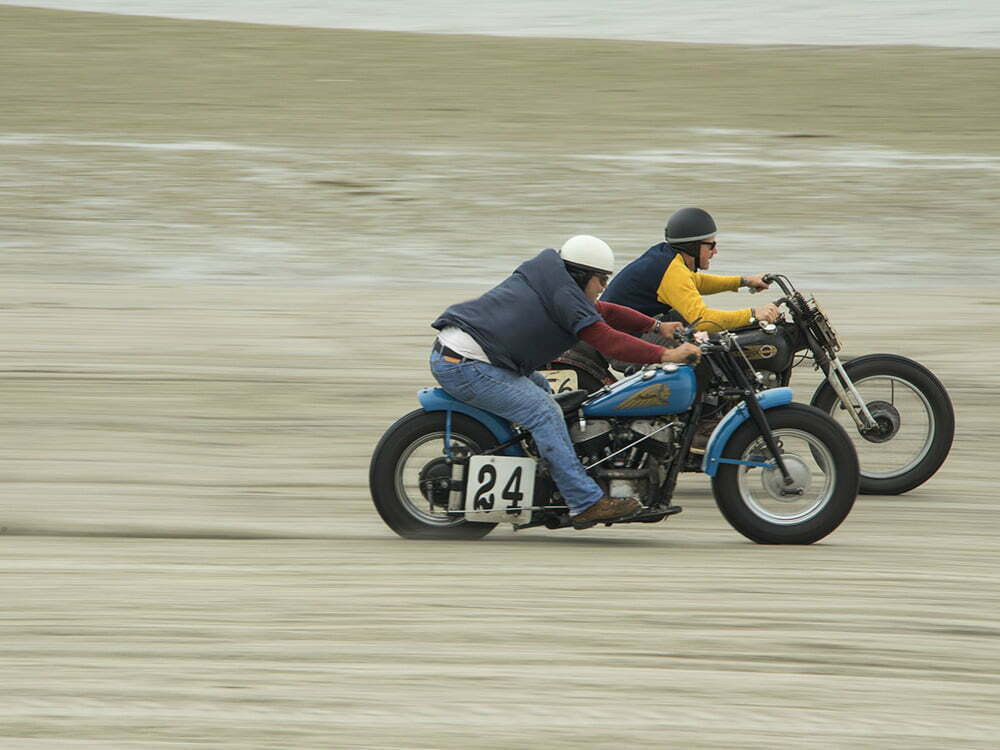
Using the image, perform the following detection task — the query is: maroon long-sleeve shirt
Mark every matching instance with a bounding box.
[577,301,666,363]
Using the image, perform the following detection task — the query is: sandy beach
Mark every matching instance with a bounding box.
[2,6,1000,748]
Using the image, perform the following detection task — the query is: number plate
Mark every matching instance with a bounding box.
[465,455,537,523]
[539,368,579,394]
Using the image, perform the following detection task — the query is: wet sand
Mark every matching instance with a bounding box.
[3,5,1000,286]
[2,6,1000,748]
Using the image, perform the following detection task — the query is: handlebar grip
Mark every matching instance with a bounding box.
[750,273,777,294]
[685,353,699,366]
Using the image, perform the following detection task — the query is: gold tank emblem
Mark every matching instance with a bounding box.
[617,383,672,410]
[743,344,778,360]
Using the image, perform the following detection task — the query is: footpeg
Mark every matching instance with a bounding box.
[632,504,684,523]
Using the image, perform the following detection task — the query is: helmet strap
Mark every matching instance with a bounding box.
[669,242,701,272]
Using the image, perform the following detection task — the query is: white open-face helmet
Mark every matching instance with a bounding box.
[559,235,615,274]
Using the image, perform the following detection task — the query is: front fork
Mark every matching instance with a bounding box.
[718,353,797,488]
[818,355,879,432]
[742,391,797,489]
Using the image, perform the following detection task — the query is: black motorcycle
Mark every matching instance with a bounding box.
[543,274,953,495]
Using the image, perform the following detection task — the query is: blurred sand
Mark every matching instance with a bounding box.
[4,282,999,749]
[2,6,1000,749]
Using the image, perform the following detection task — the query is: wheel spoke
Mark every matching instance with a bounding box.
[395,431,479,527]
[737,428,835,525]
[830,375,934,479]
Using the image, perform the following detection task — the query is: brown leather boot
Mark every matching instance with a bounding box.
[689,416,722,454]
[571,496,642,529]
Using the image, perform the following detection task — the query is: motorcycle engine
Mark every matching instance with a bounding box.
[569,419,613,463]
[570,417,677,504]
[757,370,783,388]
[570,418,678,463]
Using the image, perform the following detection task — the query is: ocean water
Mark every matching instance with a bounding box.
[12,0,1000,48]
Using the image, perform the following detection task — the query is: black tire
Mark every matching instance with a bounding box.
[369,409,499,540]
[810,354,954,495]
[711,403,860,544]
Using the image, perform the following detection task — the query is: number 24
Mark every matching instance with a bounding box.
[473,465,525,510]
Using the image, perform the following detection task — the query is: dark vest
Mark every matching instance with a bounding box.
[602,242,680,317]
[432,249,601,376]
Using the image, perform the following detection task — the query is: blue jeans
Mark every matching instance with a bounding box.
[429,349,603,515]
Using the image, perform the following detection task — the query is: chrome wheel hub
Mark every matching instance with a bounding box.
[760,452,813,500]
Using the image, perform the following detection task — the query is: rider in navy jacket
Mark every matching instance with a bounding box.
[430,237,700,529]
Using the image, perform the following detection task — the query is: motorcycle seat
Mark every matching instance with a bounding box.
[553,389,589,414]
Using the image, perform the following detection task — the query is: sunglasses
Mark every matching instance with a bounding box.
[700,241,718,250]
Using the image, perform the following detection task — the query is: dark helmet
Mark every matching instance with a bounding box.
[665,207,717,244]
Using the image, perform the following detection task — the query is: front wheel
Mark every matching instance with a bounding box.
[712,403,860,544]
[810,354,954,495]
[369,410,499,540]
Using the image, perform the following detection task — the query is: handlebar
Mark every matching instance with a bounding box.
[761,273,795,296]
[672,325,722,350]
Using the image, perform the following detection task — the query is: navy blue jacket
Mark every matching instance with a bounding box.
[602,242,682,317]
[432,249,601,376]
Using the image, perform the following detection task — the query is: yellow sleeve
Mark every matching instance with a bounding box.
[657,255,753,332]
[695,273,742,295]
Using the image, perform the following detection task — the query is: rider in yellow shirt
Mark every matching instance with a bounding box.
[603,208,779,331]
[601,208,780,451]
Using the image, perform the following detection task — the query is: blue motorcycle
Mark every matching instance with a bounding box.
[369,328,860,544]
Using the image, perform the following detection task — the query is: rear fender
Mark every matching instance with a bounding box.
[701,387,794,476]
[417,387,524,457]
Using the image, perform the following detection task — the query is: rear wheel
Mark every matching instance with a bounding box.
[811,354,954,495]
[712,403,859,544]
[369,410,498,540]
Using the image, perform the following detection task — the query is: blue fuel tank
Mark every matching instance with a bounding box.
[582,364,698,418]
